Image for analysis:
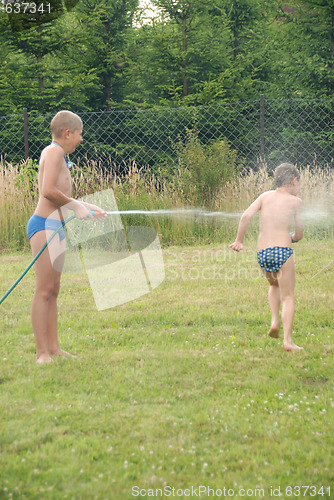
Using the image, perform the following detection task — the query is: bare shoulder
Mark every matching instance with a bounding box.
[257,190,275,203]
[42,144,63,160]
[40,144,64,169]
[293,196,303,209]
[261,189,275,198]
[246,190,274,213]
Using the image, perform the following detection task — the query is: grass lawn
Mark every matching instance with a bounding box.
[0,240,333,499]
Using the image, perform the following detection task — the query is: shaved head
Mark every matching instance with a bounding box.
[51,110,82,139]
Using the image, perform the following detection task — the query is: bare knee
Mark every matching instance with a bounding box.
[53,280,61,297]
[35,281,60,302]
[280,289,294,303]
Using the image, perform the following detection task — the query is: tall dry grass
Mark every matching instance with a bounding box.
[0,163,37,251]
[216,165,334,212]
[1,159,333,251]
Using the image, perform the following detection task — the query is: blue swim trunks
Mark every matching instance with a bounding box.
[27,214,66,241]
[257,246,293,273]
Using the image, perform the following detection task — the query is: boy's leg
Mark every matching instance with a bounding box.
[277,256,303,351]
[30,231,66,363]
[46,268,63,355]
[266,275,280,338]
[47,271,74,357]
[30,231,57,363]
[44,234,74,357]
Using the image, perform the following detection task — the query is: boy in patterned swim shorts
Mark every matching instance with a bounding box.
[230,163,303,351]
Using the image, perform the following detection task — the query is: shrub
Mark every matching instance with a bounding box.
[174,130,245,205]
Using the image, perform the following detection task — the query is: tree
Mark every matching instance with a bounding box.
[222,0,261,59]
[259,0,334,96]
[155,0,206,97]
[74,0,139,109]
[123,0,277,105]
[123,0,237,104]
[0,0,139,113]
[0,8,101,113]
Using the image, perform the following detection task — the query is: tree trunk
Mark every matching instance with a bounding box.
[37,27,44,89]
[37,55,44,89]
[105,74,111,111]
[331,5,334,91]
[182,15,188,97]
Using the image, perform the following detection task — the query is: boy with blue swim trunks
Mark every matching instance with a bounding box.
[27,110,106,364]
[230,163,303,351]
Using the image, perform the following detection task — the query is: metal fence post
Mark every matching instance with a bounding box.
[259,94,265,166]
[23,108,29,160]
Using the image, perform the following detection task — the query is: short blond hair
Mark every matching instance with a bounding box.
[50,110,82,138]
[274,163,300,187]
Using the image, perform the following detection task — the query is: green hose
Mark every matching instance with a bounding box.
[0,215,75,306]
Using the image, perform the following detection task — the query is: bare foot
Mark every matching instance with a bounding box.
[284,342,303,351]
[36,353,53,364]
[268,322,280,338]
[50,349,77,358]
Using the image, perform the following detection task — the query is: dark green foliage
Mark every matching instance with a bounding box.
[258,0,334,97]
[15,158,39,191]
[0,0,333,173]
[174,130,244,205]
[262,98,334,169]
[1,0,333,115]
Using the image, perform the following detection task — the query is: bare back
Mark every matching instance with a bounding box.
[257,190,302,250]
[34,144,72,219]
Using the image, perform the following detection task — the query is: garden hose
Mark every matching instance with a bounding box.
[0,215,76,306]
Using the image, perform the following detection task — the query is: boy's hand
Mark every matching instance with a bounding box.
[74,202,93,220]
[290,231,298,243]
[84,203,107,220]
[92,206,107,220]
[229,241,243,252]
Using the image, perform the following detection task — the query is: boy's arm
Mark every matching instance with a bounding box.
[291,198,303,242]
[42,150,92,219]
[229,195,263,251]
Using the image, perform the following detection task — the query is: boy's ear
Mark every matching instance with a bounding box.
[64,128,71,140]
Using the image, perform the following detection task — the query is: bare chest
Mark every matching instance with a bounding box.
[57,164,72,196]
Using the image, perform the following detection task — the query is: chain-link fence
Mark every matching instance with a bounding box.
[0,97,333,172]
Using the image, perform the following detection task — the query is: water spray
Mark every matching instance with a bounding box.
[309,258,334,280]
[0,208,241,306]
[100,209,242,218]
[1,205,332,306]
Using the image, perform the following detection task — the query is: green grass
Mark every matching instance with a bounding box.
[0,240,333,499]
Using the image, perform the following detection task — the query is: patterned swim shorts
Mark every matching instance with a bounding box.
[257,246,293,273]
